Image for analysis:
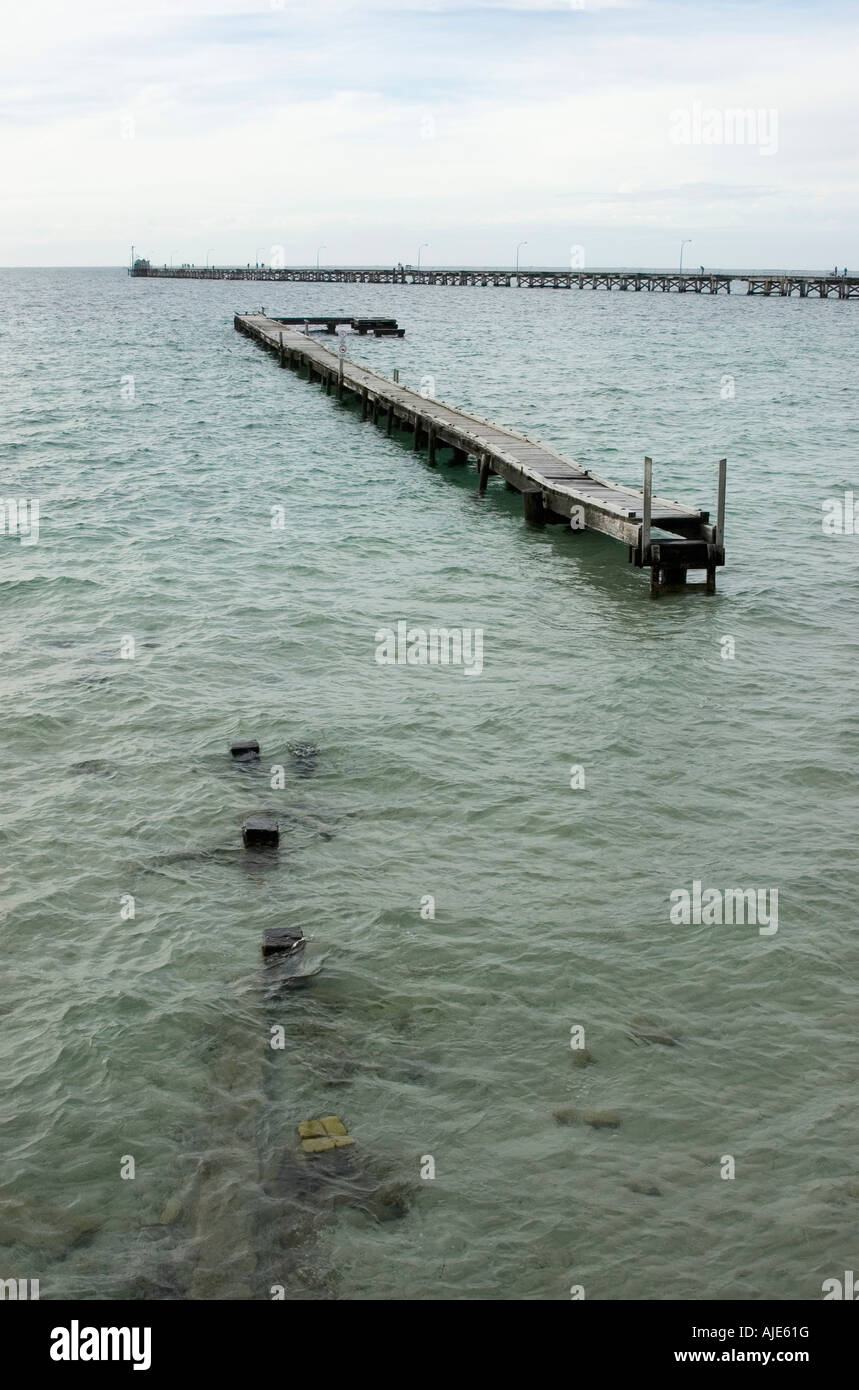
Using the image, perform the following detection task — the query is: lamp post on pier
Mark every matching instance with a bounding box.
[316,245,326,271]
[417,243,429,270]
[679,239,692,273]
[515,241,527,273]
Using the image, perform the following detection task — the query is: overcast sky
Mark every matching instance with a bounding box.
[1,0,855,268]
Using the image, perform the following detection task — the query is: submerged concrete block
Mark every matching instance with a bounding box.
[298,1115,355,1153]
[242,815,279,847]
[262,927,304,958]
[231,739,260,761]
[302,1136,338,1153]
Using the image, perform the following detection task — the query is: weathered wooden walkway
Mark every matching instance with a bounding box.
[235,314,726,596]
[134,264,859,298]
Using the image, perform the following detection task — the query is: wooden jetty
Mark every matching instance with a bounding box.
[235,313,726,596]
[133,262,859,298]
[271,315,405,336]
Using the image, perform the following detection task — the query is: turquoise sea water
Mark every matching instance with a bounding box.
[0,268,857,1300]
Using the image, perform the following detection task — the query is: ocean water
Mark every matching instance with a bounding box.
[0,267,856,1301]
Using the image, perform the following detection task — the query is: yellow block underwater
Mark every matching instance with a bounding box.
[298,1115,355,1153]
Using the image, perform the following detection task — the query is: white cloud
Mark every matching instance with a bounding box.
[0,1,856,265]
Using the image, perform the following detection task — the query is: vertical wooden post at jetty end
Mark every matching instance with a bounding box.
[708,457,727,594]
[716,457,727,550]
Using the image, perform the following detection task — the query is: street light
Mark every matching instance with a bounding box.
[515,240,528,272]
[170,251,178,268]
[679,239,692,273]
[316,245,326,270]
[206,249,214,268]
[417,242,429,270]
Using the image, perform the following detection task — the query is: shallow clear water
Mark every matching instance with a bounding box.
[0,268,856,1300]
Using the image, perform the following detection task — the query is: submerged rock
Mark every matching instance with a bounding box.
[289,743,319,778]
[159,1195,183,1225]
[145,846,235,868]
[317,1055,361,1087]
[366,1179,414,1223]
[0,1196,101,1257]
[582,1110,622,1130]
[627,1015,681,1047]
[571,1048,595,1068]
[553,1106,578,1126]
[627,1179,661,1196]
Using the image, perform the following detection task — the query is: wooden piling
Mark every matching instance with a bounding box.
[478,456,491,497]
[522,488,546,525]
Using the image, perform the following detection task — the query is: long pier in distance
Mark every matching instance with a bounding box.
[235,313,726,597]
[134,263,859,299]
